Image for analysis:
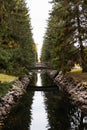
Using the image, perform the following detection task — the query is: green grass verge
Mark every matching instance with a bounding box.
[0,74,18,83]
[0,73,18,98]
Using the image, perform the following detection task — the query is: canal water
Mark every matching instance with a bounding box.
[2,72,87,130]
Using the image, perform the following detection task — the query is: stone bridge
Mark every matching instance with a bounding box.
[29,62,52,70]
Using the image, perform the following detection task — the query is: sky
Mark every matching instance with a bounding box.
[26,0,52,60]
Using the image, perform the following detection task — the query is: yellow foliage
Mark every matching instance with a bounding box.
[8,40,17,48]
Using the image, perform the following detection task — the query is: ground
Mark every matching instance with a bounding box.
[0,74,18,97]
[66,67,87,82]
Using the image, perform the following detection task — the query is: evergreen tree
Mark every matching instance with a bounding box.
[41,1,77,72]
[0,0,36,76]
[41,0,87,73]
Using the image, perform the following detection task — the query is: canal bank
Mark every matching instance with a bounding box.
[47,70,87,114]
[1,72,87,130]
[0,72,32,127]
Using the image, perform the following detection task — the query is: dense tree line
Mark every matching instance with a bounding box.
[41,0,87,73]
[0,0,36,76]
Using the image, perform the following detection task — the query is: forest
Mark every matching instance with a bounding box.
[0,1,87,129]
[0,0,36,77]
[0,0,87,76]
[41,0,87,73]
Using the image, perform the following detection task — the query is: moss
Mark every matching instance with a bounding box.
[22,89,26,94]
[84,85,87,88]
[12,85,19,90]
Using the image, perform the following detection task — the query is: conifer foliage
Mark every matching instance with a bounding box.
[0,0,36,76]
[41,0,87,73]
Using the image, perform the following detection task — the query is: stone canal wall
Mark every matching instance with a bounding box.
[47,70,87,114]
[0,73,32,126]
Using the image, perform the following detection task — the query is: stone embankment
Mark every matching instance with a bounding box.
[0,72,32,127]
[47,70,87,114]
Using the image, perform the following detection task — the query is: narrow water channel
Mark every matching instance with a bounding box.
[2,72,87,130]
[30,73,49,130]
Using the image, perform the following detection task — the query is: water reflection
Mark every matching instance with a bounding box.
[2,72,87,130]
[41,73,87,130]
[30,73,49,130]
[2,92,34,130]
[44,91,80,130]
[30,92,48,130]
[36,73,41,86]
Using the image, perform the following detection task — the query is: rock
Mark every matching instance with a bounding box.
[2,108,7,116]
[81,105,87,113]
[0,109,2,116]
[83,116,87,124]
[47,70,87,114]
[55,75,63,82]
[83,82,87,86]
[49,70,58,78]
[84,100,87,105]
[7,95,14,105]
[0,73,32,122]
[76,82,83,89]
[78,97,85,103]
[0,121,4,128]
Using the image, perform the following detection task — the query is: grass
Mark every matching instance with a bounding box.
[66,68,87,82]
[0,74,18,83]
[0,73,18,98]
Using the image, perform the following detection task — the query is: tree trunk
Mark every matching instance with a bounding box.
[76,6,86,72]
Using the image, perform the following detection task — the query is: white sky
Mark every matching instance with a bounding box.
[25,0,52,60]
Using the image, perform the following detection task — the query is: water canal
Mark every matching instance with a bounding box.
[2,71,87,130]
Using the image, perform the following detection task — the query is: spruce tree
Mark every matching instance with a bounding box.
[0,0,36,76]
